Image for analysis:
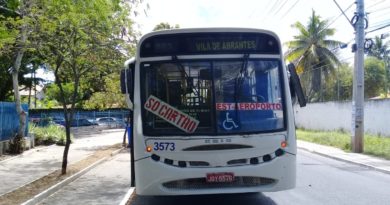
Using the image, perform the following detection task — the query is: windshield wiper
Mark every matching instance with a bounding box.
[234,54,249,108]
[172,55,199,96]
[232,54,249,126]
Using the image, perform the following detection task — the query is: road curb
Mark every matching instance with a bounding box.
[21,147,125,205]
[298,146,390,175]
[119,188,135,205]
[102,128,126,133]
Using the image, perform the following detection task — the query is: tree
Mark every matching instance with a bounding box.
[367,36,389,60]
[35,0,135,174]
[45,83,83,106]
[1,4,42,102]
[367,36,390,96]
[0,2,17,101]
[83,73,126,109]
[285,10,343,102]
[321,63,353,101]
[0,0,36,153]
[336,64,353,101]
[153,22,179,31]
[364,57,385,98]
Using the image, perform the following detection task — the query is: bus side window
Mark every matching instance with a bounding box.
[120,62,134,99]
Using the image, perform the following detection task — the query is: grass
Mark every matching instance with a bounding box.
[297,129,390,160]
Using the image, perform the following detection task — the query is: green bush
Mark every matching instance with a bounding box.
[29,124,73,146]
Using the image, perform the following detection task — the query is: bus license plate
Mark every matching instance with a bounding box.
[206,172,235,183]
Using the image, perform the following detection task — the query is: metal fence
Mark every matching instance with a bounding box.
[0,102,29,141]
[28,108,131,128]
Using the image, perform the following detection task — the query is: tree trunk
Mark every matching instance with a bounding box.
[10,15,28,154]
[28,71,32,107]
[56,74,74,175]
[33,63,38,108]
[61,120,71,174]
[59,71,79,175]
[11,69,26,153]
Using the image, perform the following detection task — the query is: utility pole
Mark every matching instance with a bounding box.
[352,0,365,153]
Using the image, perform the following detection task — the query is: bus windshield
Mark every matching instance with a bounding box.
[141,59,285,136]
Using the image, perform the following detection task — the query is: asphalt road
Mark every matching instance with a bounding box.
[129,149,390,205]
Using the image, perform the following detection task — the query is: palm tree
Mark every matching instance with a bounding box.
[367,36,389,60]
[367,36,389,96]
[285,10,343,102]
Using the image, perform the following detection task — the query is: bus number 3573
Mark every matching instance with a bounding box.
[153,142,176,151]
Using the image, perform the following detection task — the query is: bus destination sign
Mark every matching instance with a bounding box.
[140,32,280,57]
[194,40,257,52]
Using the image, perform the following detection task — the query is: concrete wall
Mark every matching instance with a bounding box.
[294,99,390,137]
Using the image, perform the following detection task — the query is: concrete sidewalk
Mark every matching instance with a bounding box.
[297,140,390,174]
[38,150,130,205]
[0,128,126,196]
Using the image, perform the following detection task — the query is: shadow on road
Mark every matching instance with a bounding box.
[131,192,277,205]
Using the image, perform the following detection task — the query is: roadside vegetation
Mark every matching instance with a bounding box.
[297,129,390,160]
[29,124,71,146]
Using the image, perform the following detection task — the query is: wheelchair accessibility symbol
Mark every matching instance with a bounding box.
[222,112,239,130]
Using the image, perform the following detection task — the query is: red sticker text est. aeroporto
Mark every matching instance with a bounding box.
[216,102,282,111]
[144,95,200,133]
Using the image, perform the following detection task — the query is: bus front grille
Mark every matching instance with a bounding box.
[183,144,253,151]
[162,177,275,190]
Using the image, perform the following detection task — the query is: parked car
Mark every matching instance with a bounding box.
[30,117,64,128]
[54,118,98,127]
[96,117,126,128]
[71,119,98,127]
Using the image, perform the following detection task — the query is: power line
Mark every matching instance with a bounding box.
[367,5,390,14]
[274,0,289,15]
[369,19,390,29]
[332,0,354,27]
[280,0,300,20]
[366,22,390,34]
[366,30,390,39]
[369,11,390,19]
[248,0,272,19]
[326,2,355,29]
[288,37,354,69]
[289,47,350,75]
[366,0,386,10]
[261,0,281,23]
[268,0,282,14]
[300,56,354,75]
[307,49,350,71]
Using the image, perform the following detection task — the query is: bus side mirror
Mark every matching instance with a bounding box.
[120,61,134,101]
[120,68,133,95]
[288,63,306,107]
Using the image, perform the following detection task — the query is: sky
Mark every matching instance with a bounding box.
[133,0,390,64]
[25,66,55,83]
[36,0,390,80]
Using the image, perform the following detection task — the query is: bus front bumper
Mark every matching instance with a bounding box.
[134,152,296,196]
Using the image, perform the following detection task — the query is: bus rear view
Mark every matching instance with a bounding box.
[121,28,306,195]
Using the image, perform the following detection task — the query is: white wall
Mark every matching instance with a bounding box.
[294,99,390,137]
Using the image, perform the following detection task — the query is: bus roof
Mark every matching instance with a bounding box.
[124,57,135,67]
[137,28,282,58]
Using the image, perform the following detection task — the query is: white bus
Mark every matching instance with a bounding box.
[121,28,306,196]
